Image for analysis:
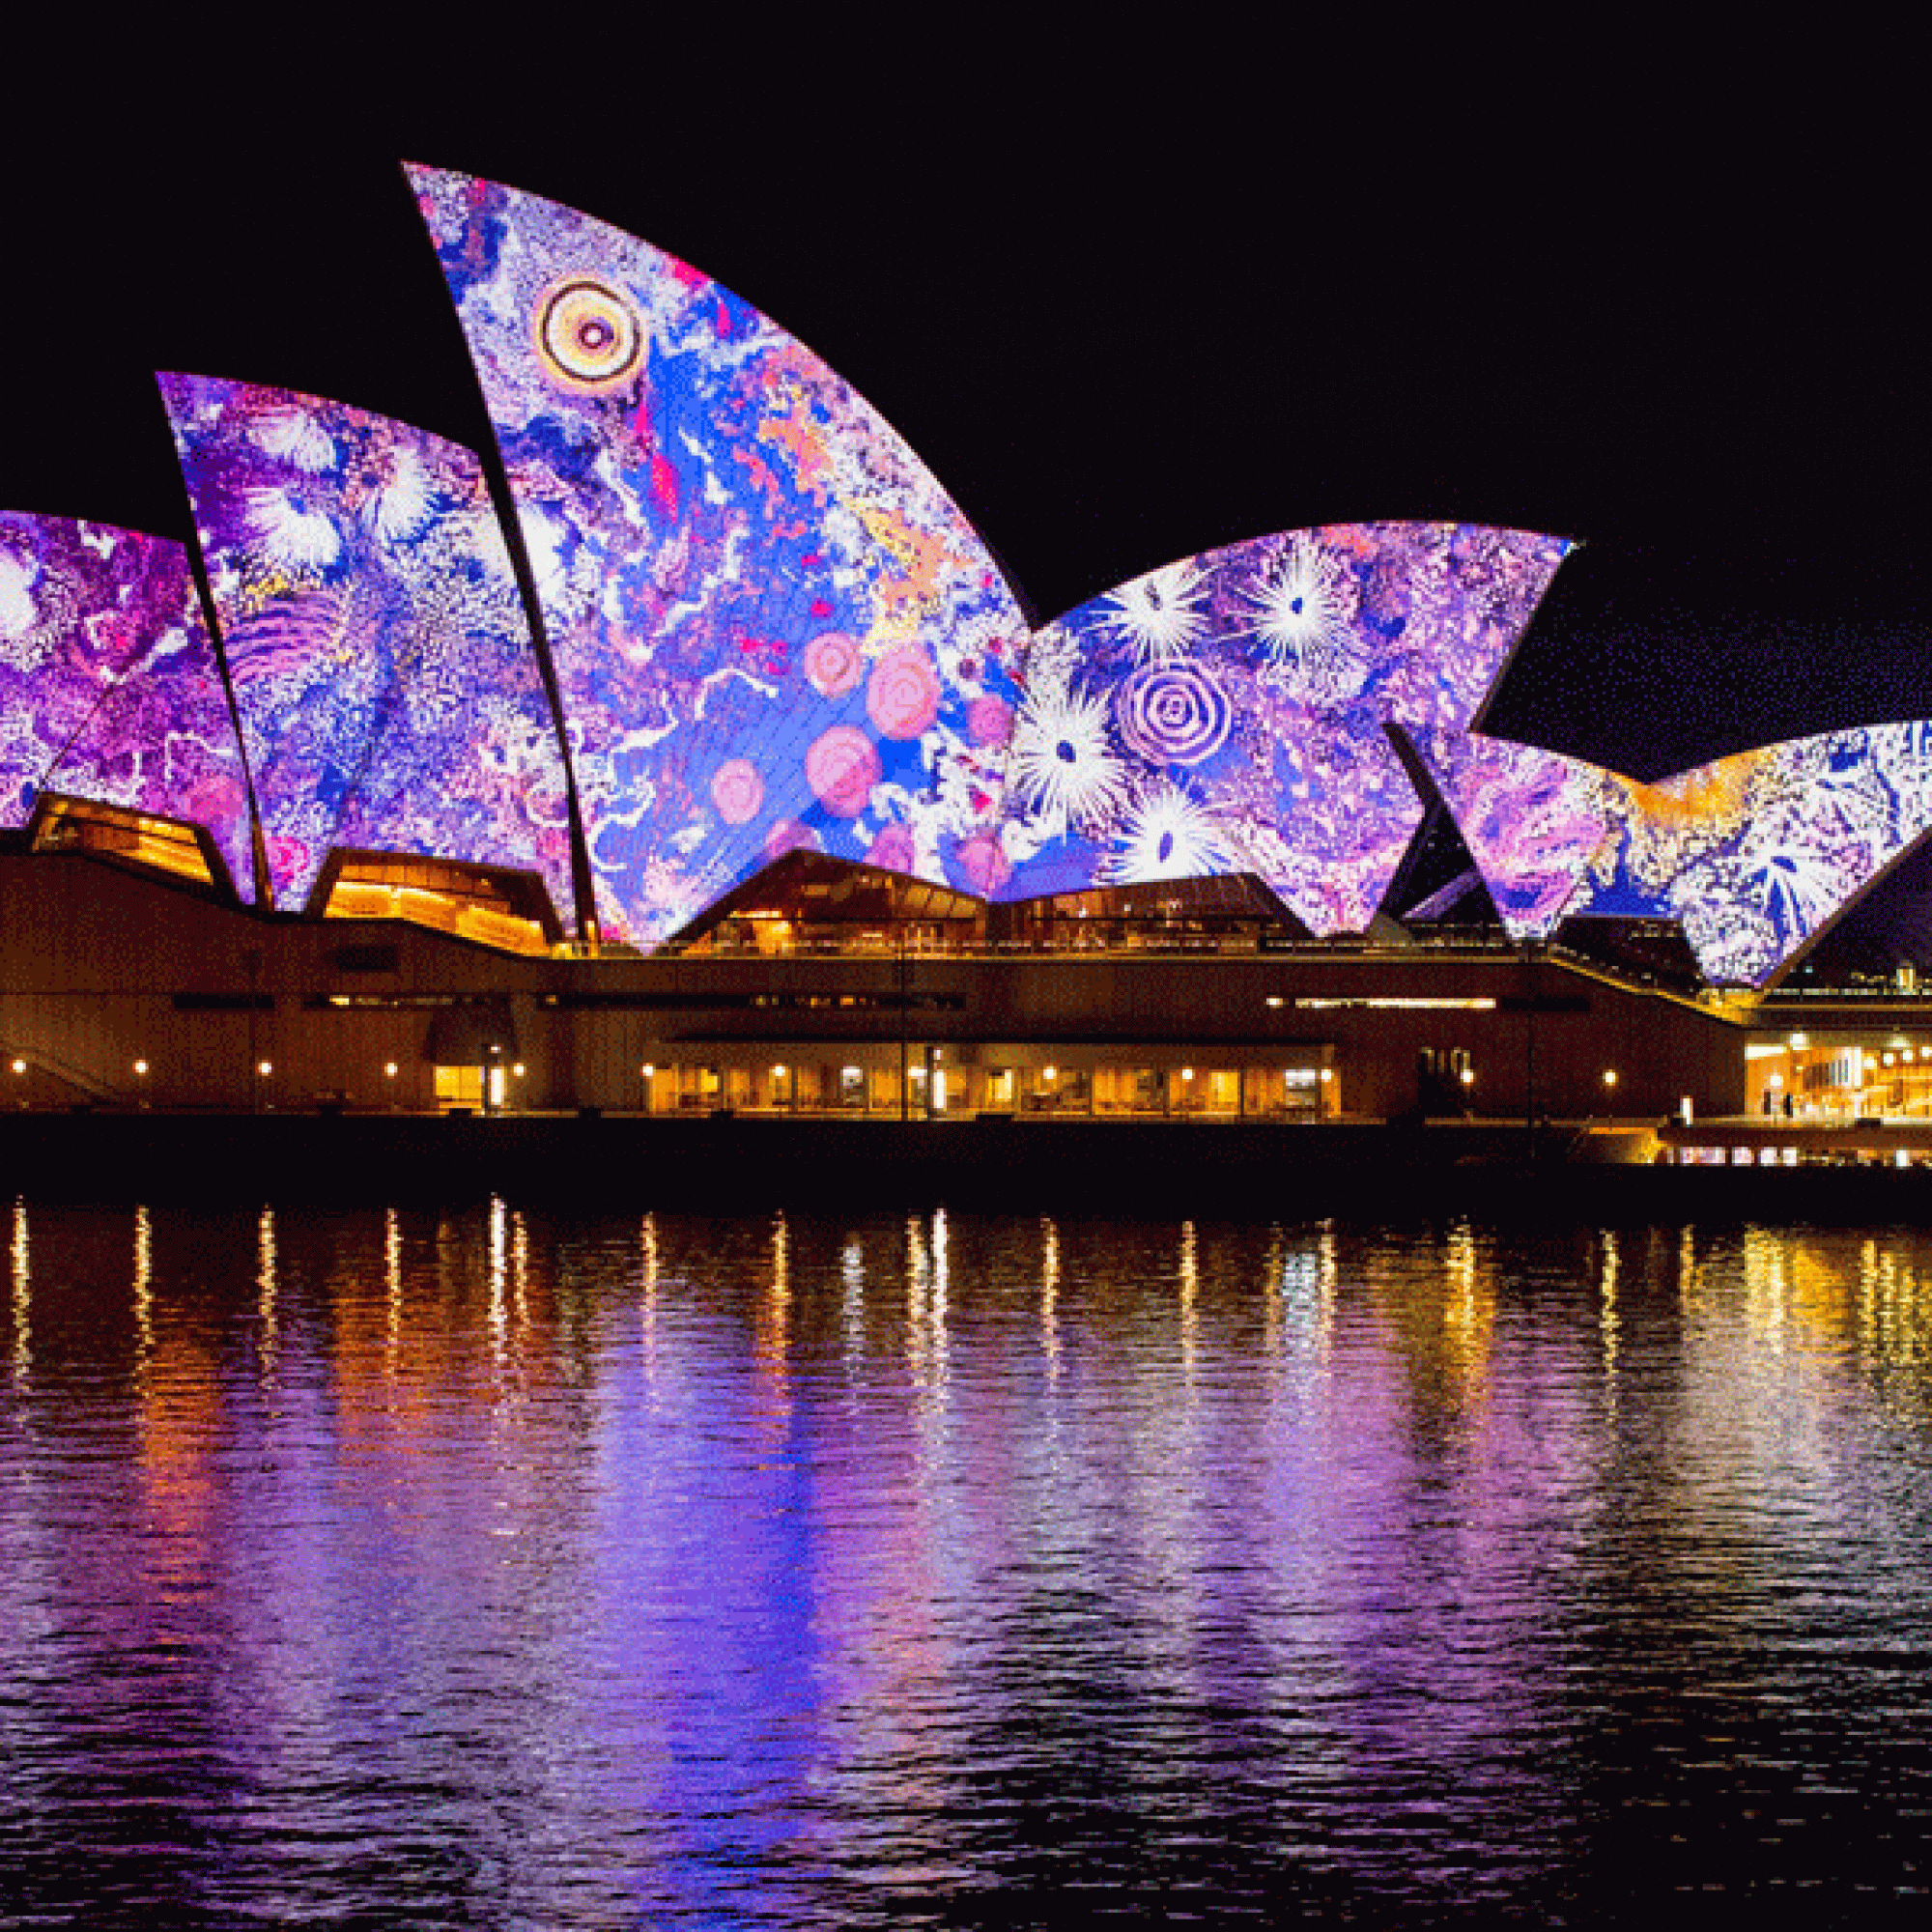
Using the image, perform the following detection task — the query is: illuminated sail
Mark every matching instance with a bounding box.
[996,523,1572,931]
[160,375,575,917]
[409,164,1028,947]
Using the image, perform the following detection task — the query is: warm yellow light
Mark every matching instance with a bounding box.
[1320,1068,1333,1083]
[512,1063,526,1078]
[1602,1068,1617,1088]
[258,1061,273,1077]
[1181,1066,1195,1081]
[384,1062,398,1077]
[1460,1066,1475,1086]
[10,1059,24,1075]
[1788,1032,1809,1050]
[1265,995,1284,1009]
[133,1060,148,1076]
[1042,1065,1057,1082]
[641,1063,655,1077]
[1886,1052,1897,1066]
[773,1064,787,1079]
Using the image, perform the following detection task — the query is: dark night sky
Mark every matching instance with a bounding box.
[1,24,1921,781]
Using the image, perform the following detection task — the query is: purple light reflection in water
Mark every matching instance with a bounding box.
[4,1208,1932,1920]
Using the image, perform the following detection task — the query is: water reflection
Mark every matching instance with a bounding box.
[3,1208,1932,1920]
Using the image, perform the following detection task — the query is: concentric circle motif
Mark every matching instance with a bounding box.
[710,758,764,827]
[534,276,645,394]
[866,647,942,741]
[1114,663,1233,767]
[805,725,881,816]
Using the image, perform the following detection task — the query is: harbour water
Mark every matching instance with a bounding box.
[4,1203,1932,1924]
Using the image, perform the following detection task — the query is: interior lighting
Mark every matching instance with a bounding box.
[1265,995,1284,1009]
[641,1063,655,1077]
[9,1060,23,1075]
[258,1061,273,1077]
[773,1064,787,1079]
[133,1060,149,1076]
[384,1063,398,1077]
[1320,1068,1333,1083]
[1042,1065,1057,1082]
[1602,1069,1617,1088]
[1885,1053,1897,1066]
[512,1063,526,1078]
[1789,1032,1809,1049]
[1460,1066,1476,1086]
[1182,1066,1195,1081]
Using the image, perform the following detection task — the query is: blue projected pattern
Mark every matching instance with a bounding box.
[410,165,1029,948]
[995,525,1571,931]
[160,375,576,916]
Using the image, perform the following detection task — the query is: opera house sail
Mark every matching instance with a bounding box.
[0,513,253,895]
[408,163,1030,949]
[158,375,577,922]
[993,524,1570,927]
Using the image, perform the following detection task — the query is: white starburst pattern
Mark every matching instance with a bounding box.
[1102,558,1210,664]
[1234,537,1362,700]
[242,488,341,572]
[0,550,37,639]
[363,447,437,546]
[1101,781,1232,884]
[1008,679,1130,833]
[254,407,338,474]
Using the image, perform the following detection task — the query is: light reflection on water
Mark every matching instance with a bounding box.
[4,1206,1932,1924]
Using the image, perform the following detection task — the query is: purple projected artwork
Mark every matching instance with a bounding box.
[995,524,1571,931]
[0,513,252,892]
[409,165,1029,948]
[159,375,575,916]
[1419,723,1932,983]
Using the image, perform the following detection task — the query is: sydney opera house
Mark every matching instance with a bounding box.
[5,166,1931,1155]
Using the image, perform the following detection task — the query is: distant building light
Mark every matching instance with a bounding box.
[384,1063,398,1077]
[1602,1068,1617,1088]
[1297,997,1497,1010]
[512,1063,526,1078]
[9,1060,22,1075]
[772,1064,787,1079]
[133,1060,148,1076]
[1460,1066,1476,1086]
[258,1061,273,1077]
[1181,1066,1195,1081]
[641,1063,655,1077]
[1042,1065,1057,1082]
[1265,995,1285,1009]
[1320,1068,1333,1083]
[1788,1032,1809,1049]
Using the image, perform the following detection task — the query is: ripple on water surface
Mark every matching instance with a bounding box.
[4,1204,1932,1925]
